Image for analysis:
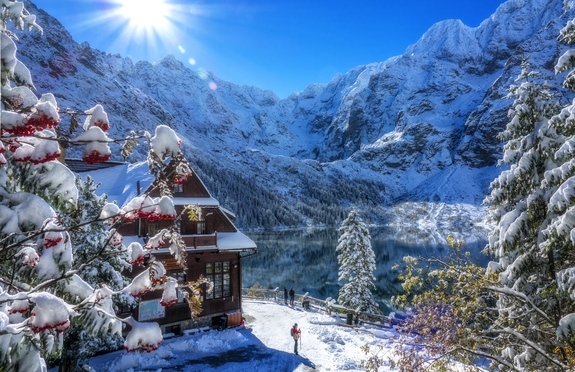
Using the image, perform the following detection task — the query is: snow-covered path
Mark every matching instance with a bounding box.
[245,299,398,371]
[85,299,399,371]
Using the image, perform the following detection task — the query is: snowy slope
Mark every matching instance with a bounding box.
[83,299,485,371]
[84,299,478,372]
[16,0,575,230]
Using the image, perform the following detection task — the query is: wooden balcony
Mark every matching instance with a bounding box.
[181,233,217,248]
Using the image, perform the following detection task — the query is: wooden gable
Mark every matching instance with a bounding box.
[147,159,210,198]
[174,171,210,198]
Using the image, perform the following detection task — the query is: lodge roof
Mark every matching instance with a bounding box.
[65,158,127,173]
[75,160,256,253]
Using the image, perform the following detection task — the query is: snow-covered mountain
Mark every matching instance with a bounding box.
[14,0,575,231]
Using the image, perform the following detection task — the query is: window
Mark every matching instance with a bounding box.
[174,183,183,193]
[205,261,231,300]
[174,216,182,234]
[196,221,206,234]
[148,222,159,236]
[168,271,187,303]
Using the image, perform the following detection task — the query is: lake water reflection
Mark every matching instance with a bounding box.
[241,227,488,314]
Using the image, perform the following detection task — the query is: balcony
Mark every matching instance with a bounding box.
[181,233,217,248]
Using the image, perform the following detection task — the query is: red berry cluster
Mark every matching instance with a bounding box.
[160,298,177,307]
[125,340,162,353]
[93,120,110,131]
[173,173,191,185]
[21,255,39,268]
[124,210,175,223]
[7,140,20,153]
[30,150,61,165]
[83,150,111,165]
[13,153,30,162]
[29,317,71,334]
[131,288,151,298]
[144,238,165,250]
[3,113,59,136]
[43,236,62,248]
[146,212,176,222]
[104,216,121,227]
[128,254,145,265]
[110,233,123,247]
[8,305,29,315]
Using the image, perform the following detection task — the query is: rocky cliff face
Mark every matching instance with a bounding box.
[13,0,575,232]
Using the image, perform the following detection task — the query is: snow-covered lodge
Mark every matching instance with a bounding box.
[71,159,257,334]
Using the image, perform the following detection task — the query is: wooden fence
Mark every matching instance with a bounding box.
[242,287,403,329]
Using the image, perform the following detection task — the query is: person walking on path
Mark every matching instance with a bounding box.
[290,323,301,355]
[289,287,295,306]
[284,287,288,305]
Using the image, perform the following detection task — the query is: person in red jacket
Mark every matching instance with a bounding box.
[290,323,301,355]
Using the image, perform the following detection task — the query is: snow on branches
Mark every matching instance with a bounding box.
[336,209,379,314]
[150,125,182,160]
[0,1,197,369]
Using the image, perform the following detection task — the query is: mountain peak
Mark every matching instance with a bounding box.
[405,18,478,59]
[155,54,186,70]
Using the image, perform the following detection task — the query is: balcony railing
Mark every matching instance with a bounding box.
[181,233,217,248]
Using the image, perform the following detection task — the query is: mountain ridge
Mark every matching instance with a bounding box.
[13,0,575,234]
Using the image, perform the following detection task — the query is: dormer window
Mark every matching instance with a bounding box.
[174,183,184,193]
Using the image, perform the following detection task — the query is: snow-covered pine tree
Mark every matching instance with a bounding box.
[336,209,379,314]
[57,177,128,371]
[483,56,574,369]
[537,16,575,367]
[0,2,198,370]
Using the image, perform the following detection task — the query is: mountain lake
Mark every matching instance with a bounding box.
[242,226,489,314]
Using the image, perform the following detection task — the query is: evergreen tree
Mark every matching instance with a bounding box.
[57,177,128,371]
[482,56,567,369]
[537,17,575,366]
[379,25,575,372]
[336,209,379,314]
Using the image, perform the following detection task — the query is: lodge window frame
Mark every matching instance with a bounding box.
[167,270,187,304]
[147,222,159,236]
[205,260,231,300]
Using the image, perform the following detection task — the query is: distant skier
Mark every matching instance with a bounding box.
[289,287,295,306]
[284,287,288,305]
[290,323,301,355]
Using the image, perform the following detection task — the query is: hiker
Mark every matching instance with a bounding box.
[284,287,288,305]
[290,323,301,355]
[289,287,295,306]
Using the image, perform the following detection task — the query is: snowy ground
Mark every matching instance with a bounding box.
[84,299,400,371]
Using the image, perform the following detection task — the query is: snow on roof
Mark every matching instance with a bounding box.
[216,232,256,251]
[219,206,236,219]
[79,161,154,207]
[121,232,255,253]
[79,162,221,208]
[172,197,219,207]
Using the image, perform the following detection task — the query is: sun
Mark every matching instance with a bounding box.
[94,0,189,62]
[118,0,170,28]
[78,0,206,66]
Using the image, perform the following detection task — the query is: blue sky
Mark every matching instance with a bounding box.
[32,0,507,98]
